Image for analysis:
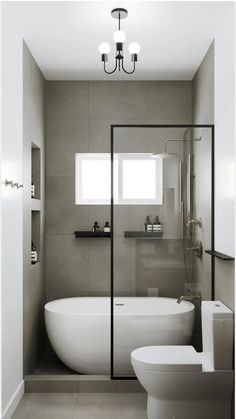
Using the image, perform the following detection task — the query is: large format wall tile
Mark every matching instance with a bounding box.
[46,81,192,301]
[147,81,192,119]
[88,118,147,153]
[89,81,147,118]
[46,118,88,176]
[46,235,89,297]
[88,239,110,295]
[46,176,89,235]
[114,238,131,296]
[46,81,89,118]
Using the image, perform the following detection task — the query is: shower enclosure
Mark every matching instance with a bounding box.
[111,125,214,378]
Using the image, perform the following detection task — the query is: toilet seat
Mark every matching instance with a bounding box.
[131,346,202,372]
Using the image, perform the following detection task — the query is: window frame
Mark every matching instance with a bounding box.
[75,153,163,205]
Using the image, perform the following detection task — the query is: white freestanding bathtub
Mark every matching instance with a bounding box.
[45,297,195,375]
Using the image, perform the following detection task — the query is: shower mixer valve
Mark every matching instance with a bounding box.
[187,240,203,258]
[186,217,202,228]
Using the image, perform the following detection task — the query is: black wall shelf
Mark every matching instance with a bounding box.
[74,231,111,238]
[205,250,234,261]
[124,231,163,239]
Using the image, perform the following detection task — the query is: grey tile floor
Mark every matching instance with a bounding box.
[12,393,147,419]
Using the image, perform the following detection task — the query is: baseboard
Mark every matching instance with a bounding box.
[2,381,24,419]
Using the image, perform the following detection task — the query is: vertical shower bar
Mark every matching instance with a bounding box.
[110,125,114,379]
[211,126,215,300]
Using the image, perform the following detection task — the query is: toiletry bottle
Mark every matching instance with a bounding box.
[146,216,153,232]
[104,221,110,233]
[31,241,38,264]
[31,181,35,198]
[144,218,147,232]
[153,216,162,232]
[93,221,100,232]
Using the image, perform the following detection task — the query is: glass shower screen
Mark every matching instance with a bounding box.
[111,125,213,378]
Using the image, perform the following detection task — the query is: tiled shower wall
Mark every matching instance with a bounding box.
[45,81,192,301]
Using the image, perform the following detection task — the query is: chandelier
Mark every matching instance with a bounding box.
[98,8,140,75]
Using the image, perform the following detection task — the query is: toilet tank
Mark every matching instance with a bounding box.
[202,301,233,370]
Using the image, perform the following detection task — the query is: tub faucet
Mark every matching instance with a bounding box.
[177,294,201,304]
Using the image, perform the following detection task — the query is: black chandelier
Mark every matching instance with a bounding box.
[98,8,140,75]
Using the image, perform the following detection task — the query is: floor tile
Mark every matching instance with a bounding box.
[73,393,147,419]
[12,393,77,419]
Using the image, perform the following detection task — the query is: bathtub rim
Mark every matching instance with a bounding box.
[44,296,195,317]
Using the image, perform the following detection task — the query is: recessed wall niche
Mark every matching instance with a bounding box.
[31,143,41,200]
[31,210,40,264]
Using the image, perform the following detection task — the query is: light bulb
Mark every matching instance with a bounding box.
[128,42,141,54]
[98,42,111,54]
[113,30,126,43]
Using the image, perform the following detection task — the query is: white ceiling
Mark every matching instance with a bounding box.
[4,1,228,80]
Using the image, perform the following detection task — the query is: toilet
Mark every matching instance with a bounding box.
[131,301,234,419]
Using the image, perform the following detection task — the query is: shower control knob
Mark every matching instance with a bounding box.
[187,240,203,258]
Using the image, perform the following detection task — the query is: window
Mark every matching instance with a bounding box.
[75,153,163,205]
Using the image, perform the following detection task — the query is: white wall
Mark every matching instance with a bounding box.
[192,43,214,301]
[1,5,24,418]
[192,5,235,311]
[214,3,235,257]
[23,43,46,376]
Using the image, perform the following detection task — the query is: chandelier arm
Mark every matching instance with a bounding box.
[121,59,136,75]
[104,59,118,74]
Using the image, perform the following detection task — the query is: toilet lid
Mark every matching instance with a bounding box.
[131,346,202,372]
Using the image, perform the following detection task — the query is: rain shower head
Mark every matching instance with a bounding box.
[152,151,178,159]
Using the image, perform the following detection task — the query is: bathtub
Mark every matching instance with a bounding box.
[45,297,195,375]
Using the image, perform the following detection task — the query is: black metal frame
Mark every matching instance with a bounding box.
[110,124,215,380]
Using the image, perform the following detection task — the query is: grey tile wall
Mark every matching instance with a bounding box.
[46,81,192,301]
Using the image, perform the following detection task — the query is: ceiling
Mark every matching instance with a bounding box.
[4,1,228,80]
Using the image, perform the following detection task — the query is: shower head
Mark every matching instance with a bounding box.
[151,151,178,159]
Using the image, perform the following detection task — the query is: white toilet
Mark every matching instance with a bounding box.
[131,301,234,419]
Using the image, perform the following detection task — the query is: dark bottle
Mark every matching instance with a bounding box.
[146,216,153,232]
[93,221,100,232]
[31,181,35,198]
[153,216,162,232]
[31,241,38,264]
[104,221,110,233]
